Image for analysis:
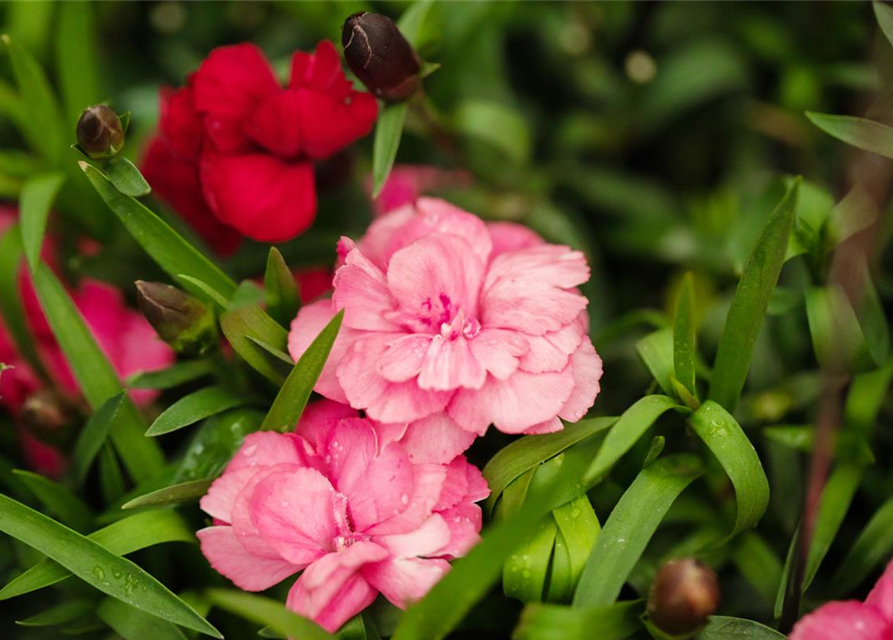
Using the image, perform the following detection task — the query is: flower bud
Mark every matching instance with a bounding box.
[20,389,83,448]
[135,281,217,355]
[76,105,125,160]
[342,12,421,103]
[647,558,720,637]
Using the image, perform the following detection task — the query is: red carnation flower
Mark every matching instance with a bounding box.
[142,41,378,251]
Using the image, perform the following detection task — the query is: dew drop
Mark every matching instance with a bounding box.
[93,566,106,580]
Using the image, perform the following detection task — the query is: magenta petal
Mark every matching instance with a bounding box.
[197,526,299,591]
[295,399,359,450]
[433,503,483,558]
[790,602,892,640]
[226,432,306,474]
[867,559,893,621]
[362,556,450,609]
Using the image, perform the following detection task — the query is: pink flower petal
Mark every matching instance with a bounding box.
[557,339,602,423]
[295,399,359,449]
[200,466,259,524]
[362,556,450,609]
[518,313,586,373]
[487,221,544,259]
[378,334,433,383]
[197,526,300,591]
[288,300,358,404]
[469,329,529,380]
[225,432,307,474]
[418,334,486,392]
[369,463,447,536]
[789,602,892,640]
[397,413,476,464]
[867,559,893,621]
[332,239,401,332]
[374,515,451,558]
[433,503,483,558]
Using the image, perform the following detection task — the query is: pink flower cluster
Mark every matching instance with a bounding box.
[791,559,893,640]
[198,401,487,632]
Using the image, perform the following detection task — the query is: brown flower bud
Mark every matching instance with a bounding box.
[342,12,421,103]
[76,105,125,159]
[136,281,217,356]
[20,389,83,447]
[647,558,720,636]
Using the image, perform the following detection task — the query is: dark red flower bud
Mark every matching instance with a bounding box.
[76,105,125,159]
[20,389,83,448]
[135,281,217,355]
[342,12,421,103]
[647,558,720,636]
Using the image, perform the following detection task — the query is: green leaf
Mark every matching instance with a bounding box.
[733,533,783,606]
[80,162,237,302]
[177,274,229,309]
[1,35,64,164]
[71,392,125,487]
[13,469,93,532]
[673,273,697,398]
[572,455,704,607]
[806,112,893,159]
[0,223,47,378]
[207,590,335,640]
[876,1,893,49]
[708,179,799,411]
[19,172,65,272]
[127,359,215,391]
[261,310,343,431]
[220,304,291,384]
[483,417,617,515]
[121,479,213,510]
[265,247,301,327]
[396,0,435,45]
[0,509,192,600]
[504,516,557,603]
[98,598,188,640]
[548,495,601,602]
[696,616,786,640]
[0,495,220,637]
[146,386,251,437]
[371,102,409,198]
[635,328,677,397]
[173,408,263,483]
[98,443,127,504]
[514,600,644,640]
[31,262,163,480]
[832,495,893,595]
[845,357,893,437]
[16,599,93,627]
[453,100,531,164]
[106,157,152,197]
[56,1,101,126]
[583,395,682,485]
[806,285,873,372]
[688,401,769,536]
[228,279,266,311]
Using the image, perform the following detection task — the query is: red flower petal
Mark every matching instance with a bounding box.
[159,85,203,163]
[245,90,304,158]
[296,88,378,160]
[291,40,353,100]
[200,149,317,242]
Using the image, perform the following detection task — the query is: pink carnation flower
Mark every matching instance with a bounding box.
[288,198,602,458]
[790,559,893,640]
[197,405,488,632]
[366,164,472,218]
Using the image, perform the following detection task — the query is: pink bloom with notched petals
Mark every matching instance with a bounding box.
[288,198,602,456]
[197,409,487,632]
[790,559,893,640]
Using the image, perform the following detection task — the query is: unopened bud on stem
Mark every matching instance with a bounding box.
[342,12,421,103]
[76,105,125,160]
[135,281,217,355]
[20,389,83,447]
[647,558,720,637]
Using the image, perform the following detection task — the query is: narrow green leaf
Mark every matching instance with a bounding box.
[688,401,769,536]
[121,479,213,510]
[0,495,220,637]
[247,335,294,364]
[261,310,343,431]
[173,408,264,483]
[265,247,300,327]
[876,1,893,49]
[396,0,435,45]
[573,455,704,607]
[845,357,893,437]
[20,172,65,272]
[98,443,127,504]
[548,495,601,602]
[709,180,799,411]
[127,359,215,391]
[733,533,783,606]
[372,102,409,198]
[454,100,531,164]
[2,35,64,163]
[636,328,676,397]
[806,285,872,372]
[832,495,893,595]
[696,616,786,640]
[13,469,93,532]
[228,280,266,311]
[207,590,335,640]
[56,1,101,126]
[806,112,893,159]
[146,386,250,436]
[583,395,682,485]
[220,304,291,384]
[80,162,237,302]
[106,157,152,197]
[177,274,229,309]
[514,600,644,640]
[673,273,697,397]
[98,597,188,640]
[504,517,557,603]
[16,599,93,627]
[0,223,46,378]
[31,263,163,480]
[0,509,192,599]
[72,392,125,486]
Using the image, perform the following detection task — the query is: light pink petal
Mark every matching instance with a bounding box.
[434,458,470,512]
[197,526,300,591]
[229,464,304,560]
[469,329,529,380]
[481,245,589,336]
[462,460,491,503]
[374,515,451,558]
[288,300,359,404]
[225,432,306,473]
[378,334,433,383]
[866,559,893,620]
[398,413,476,464]
[370,463,447,536]
[358,206,417,268]
[524,416,564,434]
[557,339,602,423]
[287,542,387,633]
[789,602,892,640]
[200,466,259,524]
[487,222,544,259]
[369,419,410,452]
[362,557,450,609]
[432,503,483,558]
[518,313,586,373]
[332,239,401,332]
[386,235,485,326]
[418,334,486,391]
[251,468,345,565]
[295,399,359,450]
[448,367,574,435]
